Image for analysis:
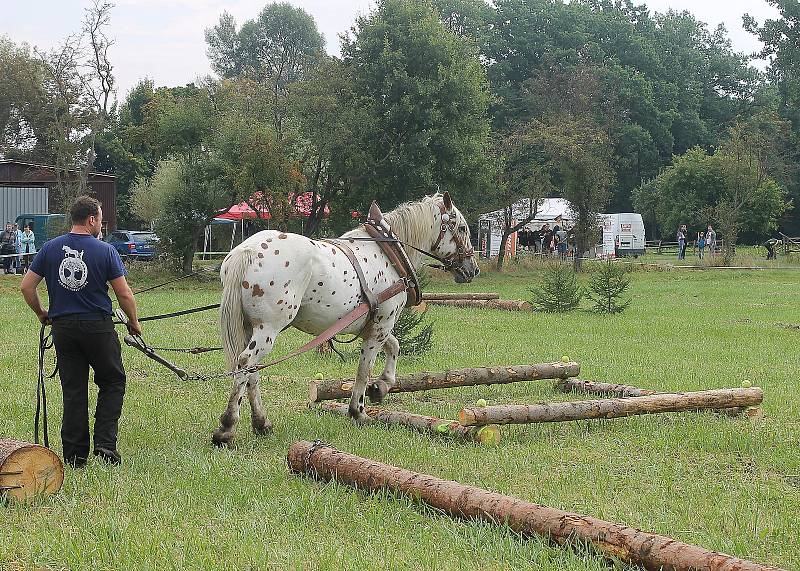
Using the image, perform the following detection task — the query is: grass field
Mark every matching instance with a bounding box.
[1,262,799,570]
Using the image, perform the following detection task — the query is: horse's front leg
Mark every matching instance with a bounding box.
[348,333,383,423]
[368,333,399,404]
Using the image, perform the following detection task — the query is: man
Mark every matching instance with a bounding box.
[1,222,16,274]
[706,225,717,256]
[20,196,142,468]
[677,224,687,260]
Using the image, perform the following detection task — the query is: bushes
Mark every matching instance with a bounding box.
[529,259,632,314]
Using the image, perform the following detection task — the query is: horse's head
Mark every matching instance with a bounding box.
[430,192,479,283]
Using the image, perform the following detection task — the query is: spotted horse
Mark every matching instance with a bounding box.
[212,192,479,446]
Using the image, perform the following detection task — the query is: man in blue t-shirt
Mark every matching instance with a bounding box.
[21,196,142,468]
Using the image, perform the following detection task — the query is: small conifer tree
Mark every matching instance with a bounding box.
[529,262,582,312]
[587,259,631,314]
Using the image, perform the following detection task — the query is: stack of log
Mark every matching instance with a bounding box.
[422,292,532,311]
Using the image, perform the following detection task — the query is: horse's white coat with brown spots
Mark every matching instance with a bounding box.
[212,194,478,445]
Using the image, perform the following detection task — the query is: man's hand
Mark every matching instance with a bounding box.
[126,319,142,336]
[37,310,51,326]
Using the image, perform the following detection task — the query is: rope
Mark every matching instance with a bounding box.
[35,324,55,448]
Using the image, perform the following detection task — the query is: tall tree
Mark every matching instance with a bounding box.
[340,0,491,211]
[205,3,325,141]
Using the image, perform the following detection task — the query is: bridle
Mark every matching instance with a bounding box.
[430,202,475,274]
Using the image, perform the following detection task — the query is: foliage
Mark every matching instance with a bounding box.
[587,259,631,314]
[529,262,582,313]
[340,0,492,211]
[393,306,435,356]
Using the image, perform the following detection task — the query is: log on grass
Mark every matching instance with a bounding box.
[309,362,580,402]
[0,438,64,502]
[422,292,500,301]
[555,378,657,398]
[459,387,764,426]
[317,402,500,445]
[426,299,533,311]
[287,441,783,571]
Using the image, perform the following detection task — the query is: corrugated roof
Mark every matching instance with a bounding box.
[0,158,115,179]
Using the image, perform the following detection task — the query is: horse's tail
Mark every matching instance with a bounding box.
[219,245,255,370]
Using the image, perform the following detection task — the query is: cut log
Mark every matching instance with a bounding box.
[555,378,657,398]
[309,362,580,402]
[316,402,501,445]
[554,379,749,417]
[426,299,533,311]
[422,292,500,301]
[0,438,64,501]
[288,441,783,571]
[459,388,764,426]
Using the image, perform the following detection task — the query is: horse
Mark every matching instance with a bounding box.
[212,192,478,446]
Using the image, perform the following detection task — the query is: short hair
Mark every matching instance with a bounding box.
[70,195,101,223]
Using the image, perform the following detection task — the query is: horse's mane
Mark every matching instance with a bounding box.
[379,194,443,268]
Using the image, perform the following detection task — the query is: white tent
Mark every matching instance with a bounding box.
[477,198,574,258]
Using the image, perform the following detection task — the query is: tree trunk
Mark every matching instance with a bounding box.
[496,230,509,270]
[0,438,64,502]
[554,379,748,416]
[425,299,533,311]
[316,403,500,445]
[458,388,763,426]
[554,378,657,398]
[287,441,783,571]
[309,362,580,402]
[422,292,500,301]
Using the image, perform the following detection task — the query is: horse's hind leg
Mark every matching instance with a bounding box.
[349,332,383,423]
[246,370,272,435]
[368,333,399,404]
[212,329,275,446]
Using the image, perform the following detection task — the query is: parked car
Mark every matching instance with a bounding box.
[106,230,159,260]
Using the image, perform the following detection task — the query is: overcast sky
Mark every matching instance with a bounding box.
[1,0,781,100]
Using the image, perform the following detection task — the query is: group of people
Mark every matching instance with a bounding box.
[1,221,36,274]
[518,224,570,258]
[676,224,717,260]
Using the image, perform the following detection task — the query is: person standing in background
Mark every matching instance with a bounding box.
[20,224,36,273]
[677,224,687,260]
[706,225,717,256]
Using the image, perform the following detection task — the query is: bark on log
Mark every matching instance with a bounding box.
[316,403,501,445]
[422,292,500,301]
[426,299,533,311]
[287,441,783,571]
[0,438,64,501]
[459,388,764,426]
[309,362,580,402]
[555,378,657,398]
[554,379,748,416]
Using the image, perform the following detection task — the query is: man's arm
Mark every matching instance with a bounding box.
[20,270,49,324]
[110,276,142,335]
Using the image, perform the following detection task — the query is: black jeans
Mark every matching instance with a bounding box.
[51,315,126,462]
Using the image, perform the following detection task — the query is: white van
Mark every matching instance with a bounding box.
[599,213,646,257]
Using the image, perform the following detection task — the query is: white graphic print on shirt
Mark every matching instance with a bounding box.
[59,245,89,291]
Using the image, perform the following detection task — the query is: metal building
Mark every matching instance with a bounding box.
[0,159,117,231]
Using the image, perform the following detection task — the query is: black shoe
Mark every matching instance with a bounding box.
[93,447,122,466]
[65,456,88,469]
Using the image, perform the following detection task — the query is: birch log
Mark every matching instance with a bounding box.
[426,299,533,311]
[309,362,580,402]
[316,403,500,445]
[422,292,500,300]
[459,388,764,426]
[287,441,783,571]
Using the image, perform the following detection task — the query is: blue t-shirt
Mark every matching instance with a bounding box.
[29,233,126,318]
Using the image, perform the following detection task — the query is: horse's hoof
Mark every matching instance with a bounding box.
[366,380,390,404]
[211,427,235,447]
[252,419,274,436]
[348,410,372,425]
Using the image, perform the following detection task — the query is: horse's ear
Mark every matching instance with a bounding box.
[442,191,453,211]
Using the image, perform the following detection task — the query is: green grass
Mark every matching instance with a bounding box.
[1,264,799,570]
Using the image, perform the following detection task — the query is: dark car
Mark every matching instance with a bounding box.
[106,230,159,260]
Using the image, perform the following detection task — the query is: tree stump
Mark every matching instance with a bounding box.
[0,438,64,502]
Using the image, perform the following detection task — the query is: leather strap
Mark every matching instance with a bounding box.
[324,239,378,315]
[364,201,422,306]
